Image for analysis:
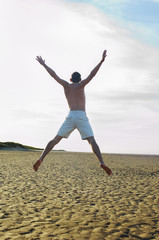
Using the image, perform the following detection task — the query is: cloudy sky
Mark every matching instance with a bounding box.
[1,0,159,154]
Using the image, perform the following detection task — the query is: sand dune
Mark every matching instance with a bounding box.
[0,151,159,239]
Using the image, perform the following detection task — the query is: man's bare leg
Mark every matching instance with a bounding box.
[87,137,112,176]
[33,135,63,171]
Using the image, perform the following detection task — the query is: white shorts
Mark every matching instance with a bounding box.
[57,111,94,140]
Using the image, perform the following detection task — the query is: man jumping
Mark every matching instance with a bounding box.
[33,50,112,176]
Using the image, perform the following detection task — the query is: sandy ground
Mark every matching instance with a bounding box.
[0,151,159,240]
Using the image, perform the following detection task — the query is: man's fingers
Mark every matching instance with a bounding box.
[36,56,43,61]
[103,50,107,56]
[102,50,107,61]
[36,56,45,65]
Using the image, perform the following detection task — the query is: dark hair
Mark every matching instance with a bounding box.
[71,72,81,83]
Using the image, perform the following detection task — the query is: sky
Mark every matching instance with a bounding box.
[1,0,159,155]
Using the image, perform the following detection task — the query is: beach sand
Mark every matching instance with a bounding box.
[0,151,159,240]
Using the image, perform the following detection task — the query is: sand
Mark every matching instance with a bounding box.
[0,151,159,240]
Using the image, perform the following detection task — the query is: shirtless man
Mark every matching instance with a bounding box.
[33,50,112,175]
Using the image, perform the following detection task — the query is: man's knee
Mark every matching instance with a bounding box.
[51,135,62,145]
[87,136,96,145]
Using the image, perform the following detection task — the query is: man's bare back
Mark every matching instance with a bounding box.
[64,83,86,111]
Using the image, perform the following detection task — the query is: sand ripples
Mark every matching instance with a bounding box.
[0,151,159,239]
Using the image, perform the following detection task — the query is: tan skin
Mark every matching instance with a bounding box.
[33,50,112,175]
[64,83,86,111]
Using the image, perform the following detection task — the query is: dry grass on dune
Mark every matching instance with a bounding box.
[0,151,159,240]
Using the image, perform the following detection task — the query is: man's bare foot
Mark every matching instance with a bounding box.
[100,163,112,176]
[33,159,42,172]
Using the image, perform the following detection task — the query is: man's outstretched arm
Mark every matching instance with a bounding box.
[36,56,68,87]
[80,50,107,87]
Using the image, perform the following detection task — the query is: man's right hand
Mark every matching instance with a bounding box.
[102,50,107,62]
[36,56,45,66]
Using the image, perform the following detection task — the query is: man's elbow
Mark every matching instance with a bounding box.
[90,70,96,78]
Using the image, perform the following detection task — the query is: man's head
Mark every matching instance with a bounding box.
[70,72,81,83]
